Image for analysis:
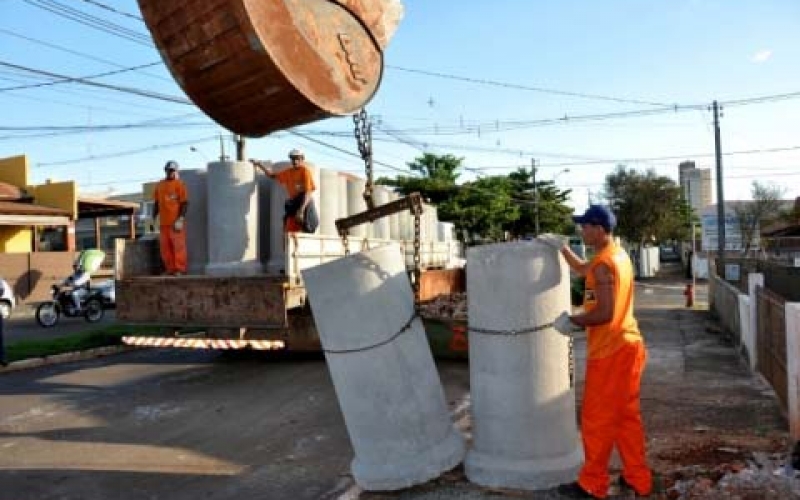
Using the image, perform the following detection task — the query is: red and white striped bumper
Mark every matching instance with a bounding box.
[122,336,286,350]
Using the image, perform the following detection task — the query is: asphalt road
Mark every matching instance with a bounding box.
[0,348,470,500]
[3,308,117,343]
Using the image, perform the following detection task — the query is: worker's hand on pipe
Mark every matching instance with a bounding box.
[537,233,567,252]
[251,159,273,176]
[173,217,185,232]
[553,311,580,336]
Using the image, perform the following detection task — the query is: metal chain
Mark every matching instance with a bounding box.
[470,321,575,389]
[323,312,417,354]
[353,109,374,208]
[569,337,575,388]
[468,322,554,336]
[341,231,350,256]
[412,208,422,311]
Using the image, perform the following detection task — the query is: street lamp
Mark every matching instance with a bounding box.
[189,146,210,162]
[552,168,570,182]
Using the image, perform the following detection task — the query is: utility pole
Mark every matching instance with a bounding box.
[235,134,246,161]
[713,100,726,274]
[532,158,539,236]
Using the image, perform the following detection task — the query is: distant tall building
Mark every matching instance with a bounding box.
[678,161,712,215]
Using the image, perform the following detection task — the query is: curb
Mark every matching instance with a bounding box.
[0,345,137,374]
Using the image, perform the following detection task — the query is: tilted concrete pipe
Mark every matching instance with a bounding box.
[302,243,465,490]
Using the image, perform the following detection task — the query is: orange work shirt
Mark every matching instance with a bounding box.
[153,178,188,226]
[274,165,315,199]
[583,243,642,359]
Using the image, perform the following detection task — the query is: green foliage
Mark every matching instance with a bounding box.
[505,167,574,237]
[603,165,689,244]
[4,325,162,363]
[378,154,575,243]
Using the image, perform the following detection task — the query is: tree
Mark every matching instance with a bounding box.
[377,154,574,243]
[505,167,573,237]
[734,181,787,255]
[603,166,689,245]
[442,175,519,243]
[376,152,461,204]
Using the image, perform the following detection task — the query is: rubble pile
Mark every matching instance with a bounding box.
[418,293,467,321]
[662,451,800,499]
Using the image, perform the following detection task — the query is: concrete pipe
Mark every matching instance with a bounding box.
[464,240,582,490]
[301,243,465,490]
[319,168,340,236]
[205,161,263,276]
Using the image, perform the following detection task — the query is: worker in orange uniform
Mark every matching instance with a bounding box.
[253,149,316,233]
[153,160,189,275]
[539,205,652,499]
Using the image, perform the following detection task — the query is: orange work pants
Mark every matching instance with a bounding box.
[578,340,651,498]
[159,225,187,274]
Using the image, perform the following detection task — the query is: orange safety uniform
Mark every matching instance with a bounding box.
[274,165,315,233]
[577,243,652,498]
[153,178,188,274]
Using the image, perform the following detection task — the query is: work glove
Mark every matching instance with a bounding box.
[553,311,580,336]
[173,217,185,232]
[537,233,567,252]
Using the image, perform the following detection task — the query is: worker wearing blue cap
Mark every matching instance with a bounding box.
[540,205,652,499]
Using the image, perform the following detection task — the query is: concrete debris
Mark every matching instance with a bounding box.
[663,451,800,499]
[418,293,467,320]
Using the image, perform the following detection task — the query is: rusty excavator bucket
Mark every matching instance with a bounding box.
[137,0,403,137]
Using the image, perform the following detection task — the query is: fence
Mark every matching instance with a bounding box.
[710,267,800,439]
[756,286,788,411]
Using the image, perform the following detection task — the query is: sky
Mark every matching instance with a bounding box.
[1,0,799,213]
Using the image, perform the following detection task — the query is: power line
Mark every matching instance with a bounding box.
[76,0,143,21]
[387,64,672,107]
[0,60,190,104]
[0,62,162,92]
[0,29,170,82]
[23,0,153,46]
[35,135,220,167]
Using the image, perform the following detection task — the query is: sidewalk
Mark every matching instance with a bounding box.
[355,265,798,499]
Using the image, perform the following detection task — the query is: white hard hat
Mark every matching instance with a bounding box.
[288,149,304,159]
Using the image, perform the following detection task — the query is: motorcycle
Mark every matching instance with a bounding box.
[35,284,106,328]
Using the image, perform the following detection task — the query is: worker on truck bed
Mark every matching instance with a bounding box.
[153,160,189,275]
[253,149,317,233]
[540,205,652,500]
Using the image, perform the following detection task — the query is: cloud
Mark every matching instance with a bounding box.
[751,49,773,63]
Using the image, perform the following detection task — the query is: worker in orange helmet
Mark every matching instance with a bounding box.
[539,205,652,499]
[153,160,189,275]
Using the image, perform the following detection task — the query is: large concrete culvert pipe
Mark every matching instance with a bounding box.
[301,243,465,490]
[465,240,582,490]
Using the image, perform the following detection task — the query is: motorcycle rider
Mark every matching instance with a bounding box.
[61,262,90,314]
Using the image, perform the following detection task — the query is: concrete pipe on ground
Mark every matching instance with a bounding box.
[465,240,582,490]
[302,243,465,490]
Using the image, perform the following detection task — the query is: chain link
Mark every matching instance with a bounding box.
[341,231,350,256]
[468,322,555,336]
[322,312,418,354]
[412,208,421,311]
[569,337,575,388]
[353,109,374,209]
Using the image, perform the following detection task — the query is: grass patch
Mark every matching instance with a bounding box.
[3,325,162,363]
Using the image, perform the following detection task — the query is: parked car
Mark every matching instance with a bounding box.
[0,278,15,319]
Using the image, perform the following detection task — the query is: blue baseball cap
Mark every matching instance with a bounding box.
[572,204,617,232]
